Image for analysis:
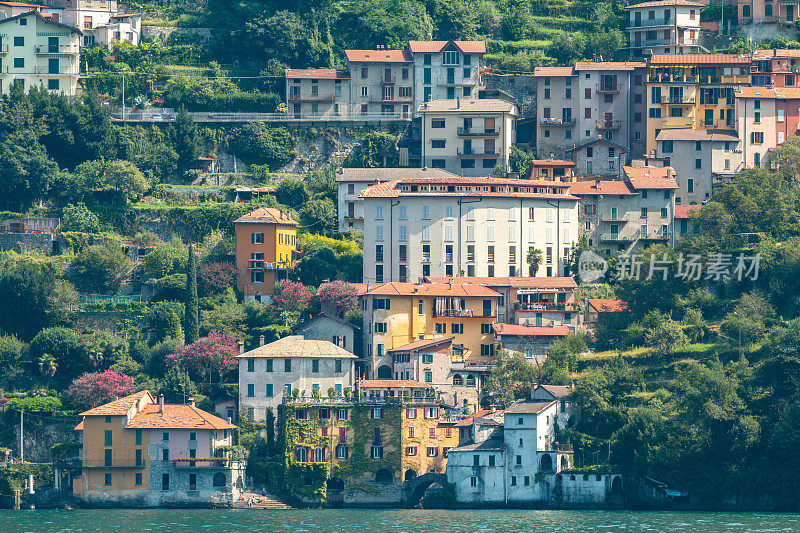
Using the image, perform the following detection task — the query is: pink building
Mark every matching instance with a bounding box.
[738,0,796,24]
[735,86,800,168]
[751,49,800,87]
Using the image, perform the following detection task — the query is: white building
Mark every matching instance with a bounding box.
[654,128,742,205]
[237,335,357,423]
[345,47,414,118]
[285,68,351,119]
[419,98,519,176]
[0,2,63,20]
[408,40,485,111]
[625,0,703,57]
[46,0,139,46]
[0,11,81,95]
[336,167,456,233]
[85,12,141,46]
[359,176,580,283]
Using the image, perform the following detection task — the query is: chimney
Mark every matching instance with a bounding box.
[259,335,265,347]
[238,341,245,354]
[188,397,195,408]
[158,394,164,413]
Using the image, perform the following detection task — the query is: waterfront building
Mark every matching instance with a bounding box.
[233,207,297,303]
[624,0,703,57]
[237,335,357,423]
[73,391,242,507]
[359,176,579,283]
[418,98,518,176]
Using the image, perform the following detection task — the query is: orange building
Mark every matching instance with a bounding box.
[234,207,298,302]
[526,160,577,182]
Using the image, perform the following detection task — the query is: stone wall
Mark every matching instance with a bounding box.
[0,233,56,254]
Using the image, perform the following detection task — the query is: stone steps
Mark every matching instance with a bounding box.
[233,492,293,509]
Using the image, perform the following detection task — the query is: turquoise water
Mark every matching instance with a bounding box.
[0,509,798,532]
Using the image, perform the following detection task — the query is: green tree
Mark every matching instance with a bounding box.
[38,353,58,389]
[484,349,540,408]
[299,198,337,235]
[172,106,200,170]
[547,33,587,64]
[184,244,199,344]
[526,248,543,276]
[275,178,309,208]
[61,203,100,233]
[645,318,689,357]
[148,301,183,345]
[344,131,398,167]
[71,243,133,294]
[30,327,86,382]
[143,240,187,280]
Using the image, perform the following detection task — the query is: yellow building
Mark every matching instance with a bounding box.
[234,207,298,303]
[363,282,500,380]
[73,391,243,507]
[400,402,460,480]
[645,54,751,152]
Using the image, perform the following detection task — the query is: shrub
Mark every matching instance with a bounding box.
[198,261,238,296]
[71,243,133,294]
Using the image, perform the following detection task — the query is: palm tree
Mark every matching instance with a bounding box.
[38,353,57,389]
[527,248,543,276]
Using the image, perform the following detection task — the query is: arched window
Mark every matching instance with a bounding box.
[212,472,226,487]
[466,374,476,387]
[611,476,623,494]
[377,365,392,379]
[765,3,773,16]
[743,4,751,17]
[540,454,553,471]
[404,469,417,481]
[570,474,576,481]
[313,447,325,462]
[452,374,463,386]
[561,456,569,470]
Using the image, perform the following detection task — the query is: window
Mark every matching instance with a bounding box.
[435,323,446,334]
[687,178,694,193]
[406,446,417,456]
[13,36,23,46]
[162,448,170,462]
[695,158,702,169]
[407,408,417,419]
[251,233,264,245]
[516,455,522,465]
[374,322,387,333]
[431,139,446,149]
[451,323,463,334]
[13,57,24,68]
[285,359,292,372]
[431,118,445,128]
[751,131,764,144]
[134,473,142,486]
[312,359,319,373]
[161,474,170,491]
[265,359,273,372]
[48,79,60,90]
[371,446,384,459]
[104,430,113,446]
[104,473,112,486]
[427,447,438,457]
[425,370,432,383]
[371,408,383,419]
[247,358,255,372]
[266,383,273,397]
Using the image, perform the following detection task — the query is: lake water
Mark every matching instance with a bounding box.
[1,509,798,533]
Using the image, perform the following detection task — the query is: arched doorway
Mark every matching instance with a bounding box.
[327,477,344,491]
[377,365,392,379]
[404,469,417,481]
[452,374,462,386]
[375,469,394,484]
[611,476,623,494]
[540,454,553,471]
[560,455,569,470]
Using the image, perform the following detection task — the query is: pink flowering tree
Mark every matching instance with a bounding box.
[66,370,137,411]
[166,330,239,383]
[317,281,359,317]
[273,280,312,312]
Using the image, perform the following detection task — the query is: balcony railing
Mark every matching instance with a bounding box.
[600,232,638,242]
[629,17,671,27]
[35,45,79,55]
[381,75,396,84]
[282,395,440,406]
[33,66,77,75]
[596,120,622,130]
[173,458,241,469]
[248,259,293,270]
[458,127,499,136]
[601,212,628,222]
[539,117,575,127]
[597,85,620,94]
[660,95,696,104]
[80,459,145,469]
[515,302,578,311]
[288,93,335,102]
[457,148,500,157]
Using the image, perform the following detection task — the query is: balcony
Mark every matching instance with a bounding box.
[661,95,696,104]
[599,232,638,242]
[601,212,628,222]
[381,75,396,85]
[173,458,241,469]
[515,302,579,312]
[288,93,335,102]
[457,127,499,136]
[370,94,413,103]
[457,147,500,157]
[596,120,622,130]
[720,75,750,84]
[248,259,293,270]
[34,66,77,75]
[35,44,79,55]
[433,308,495,318]
[539,117,575,127]
[630,17,671,28]
[662,116,694,128]
[597,85,620,94]
[81,459,145,469]
[438,78,478,87]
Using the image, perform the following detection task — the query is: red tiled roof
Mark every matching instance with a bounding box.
[453,409,495,427]
[388,337,454,353]
[285,69,349,80]
[492,324,571,336]
[126,404,236,430]
[573,61,645,71]
[623,166,679,189]
[424,276,578,289]
[569,180,635,196]
[74,420,84,431]
[408,40,486,54]
[359,178,577,200]
[349,282,385,296]
[624,0,705,8]
[533,66,576,77]
[367,282,500,297]
[674,204,702,219]
[753,49,800,59]
[234,207,298,225]
[587,299,629,313]
[345,49,412,63]
[655,128,739,142]
[649,54,750,65]
[80,391,150,416]
[736,86,800,99]
[531,160,575,167]
[358,379,431,389]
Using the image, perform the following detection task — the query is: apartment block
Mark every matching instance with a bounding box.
[359,176,579,284]
[751,49,800,87]
[533,61,647,160]
[570,165,678,256]
[735,86,800,168]
[645,54,751,152]
[625,0,703,57]
[336,167,456,233]
[655,128,742,204]
[408,40,486,111]
[419,98,518,176]
[0,11,81,95]
[73,391,242,507]
[346,47,415,118]
[233,207,297,303]
[566,137,630,176]
[238,335,357,423]
[738,0,796,25]
[285,69,351,119]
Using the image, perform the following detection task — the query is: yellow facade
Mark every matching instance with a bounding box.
[400,405,459,479]
[369,292,498,364]
[78,415,149,493]
[645,60,750,152]
[234,208,298,300]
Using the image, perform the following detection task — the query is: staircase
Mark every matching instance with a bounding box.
[232,491,293,509]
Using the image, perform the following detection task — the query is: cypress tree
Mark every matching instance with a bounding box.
[184,244,199,344]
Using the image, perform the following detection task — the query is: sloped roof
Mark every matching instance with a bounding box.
[504,399,555,414]
[358,379,431,389]
[573,61,645,71]
[359,177,578,200]
[624,0,705,9]
[736,86,800,99]
[649,54,750,65]
[0,10,80,33]
[80,391,150,416]
[418,98,518,114]
[492,324,571,336]
[424,276,578,289]
[285,69,349,80]
[566,138,629,153]
[240,335,357,358]
[623,166,679,189]
[533,66,576,77]
[655,128,739,142]
[408,40,486,54]
[569,180,635,196]
[534,384,572,398]
[531,160,575,167]
[345,49,412,63]
[233,207,298,225]
[448,437,504,452]
[366,282,500,297]
[674,204,702,219]
[586,299,629,312]
[125,404,236,430]
[388,337,454,353]
[336,167,456,182]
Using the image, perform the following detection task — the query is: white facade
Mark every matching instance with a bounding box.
[0,11,81,95]
[237,336,357,423]
[86,13,141,46]
[409,40,485,112]
[359,177,580,283]
[626,0,703,56]
[419,98,518,176]
[286,69,351,119]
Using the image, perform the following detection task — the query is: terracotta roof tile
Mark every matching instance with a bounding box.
[285,69,349,80]
[359,177,577,200]
[366,282,500,297]
[535,384,572,398]
[569,180,635,196]
[240,335,357,358]
[533,66,576,77]
[493,324,571,336]
[573,61,646,71]
[587,299,629,312]
[753,48,800,59]
[80,391,150,416]
[345,49,412,63]
[531,160,575,167]
[408,40,486,54]
[358,379,431,388]
[624,0,705,8]
[125,404,236,430]
[623,166,679,189]
[736,86,800,99]
[234,207,298,225]
[504,400,555,414]
[649,54,750,65]
[674,204,702,219]
[388,337,454,353]
[655,128,739,142]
